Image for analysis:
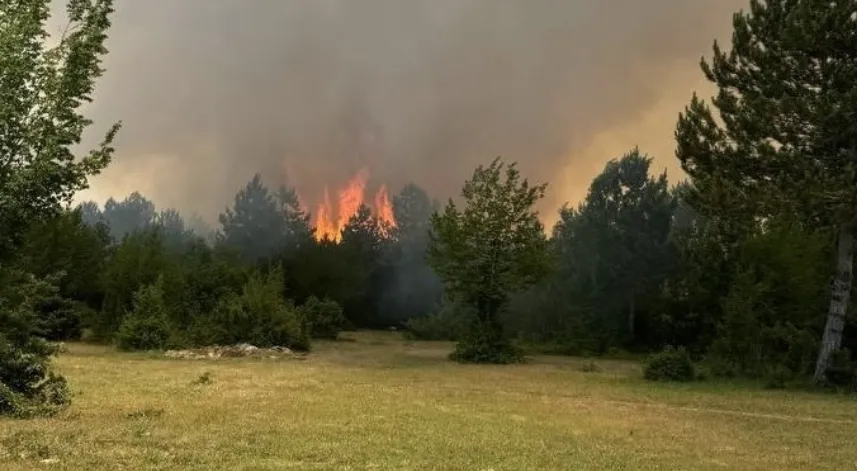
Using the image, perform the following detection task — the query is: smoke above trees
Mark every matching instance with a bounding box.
[78,0,745,226]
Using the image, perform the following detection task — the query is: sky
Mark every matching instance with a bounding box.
[74,0,747,227]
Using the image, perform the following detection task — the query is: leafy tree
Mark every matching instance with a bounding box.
[97,228,172,339]
[154,208,197,251]
[15,209,111,339]
[428,158,551,363]
[675,0,857,382]
[218,174,285,262]
[77,200,106,227]
[0,0,118,416]
[17,208,110,308]
[102,192,156,240]
[575,149,674,344]
[523,151,674,353]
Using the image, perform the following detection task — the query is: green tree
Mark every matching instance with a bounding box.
[0,0,118,416]
[428,158,551,363]
[218,174,285,262]
[339,204,387,327]
[577,149,675,343]
[275,184,314,254]
[674,0,857,382]
[97,229,172,339]
[101,192,156,241]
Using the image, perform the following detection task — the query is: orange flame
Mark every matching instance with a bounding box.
[312,168,397,242]
[374,184,395,229]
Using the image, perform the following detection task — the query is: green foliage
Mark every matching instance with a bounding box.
[116,279,173,351]
[429,158,550,363]
[97,228,173,339]
[674,0,857,381]
[0,0,120,258]
[0,271,71,417]
[702,221,828,378]
[218,175,312,262]
[299,296,345,340]
[33,296,85,341]
[190,266,307,349]
[404,299,467,341]
[644,346,696,382]
[449,316,525,364]
[0,0,118,418]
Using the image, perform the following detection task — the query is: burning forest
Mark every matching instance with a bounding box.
[294,103,398,242]
[309,167,396,242]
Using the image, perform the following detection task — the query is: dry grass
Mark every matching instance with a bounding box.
[2,331,856,470]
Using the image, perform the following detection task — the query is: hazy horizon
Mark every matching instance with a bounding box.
[74,0,746,228]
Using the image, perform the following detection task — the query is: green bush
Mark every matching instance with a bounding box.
[449,326,525,364]
[404,300,466,341]
[187,267,308,350]
[34,296,84,341]
[116,280,174,351]
[0,271,72,417]
[644,345,696,382]
[448,311,524,364]
[299,296,345,340]
[238,267,302,348]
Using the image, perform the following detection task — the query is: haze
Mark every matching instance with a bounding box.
[77,0,746,227]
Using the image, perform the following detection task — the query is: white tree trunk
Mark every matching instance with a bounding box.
[814,227,854,383]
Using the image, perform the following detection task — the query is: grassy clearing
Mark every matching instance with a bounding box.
[2,331,856,470]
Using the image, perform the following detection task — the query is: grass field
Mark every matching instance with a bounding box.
[2,331,856,470]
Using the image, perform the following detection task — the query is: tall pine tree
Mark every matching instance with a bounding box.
[675,0,857,382]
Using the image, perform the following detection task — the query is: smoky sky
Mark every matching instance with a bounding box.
[77,0,746,226]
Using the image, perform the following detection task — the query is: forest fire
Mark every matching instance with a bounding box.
[311,168,396,242]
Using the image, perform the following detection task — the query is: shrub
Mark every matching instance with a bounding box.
[299,296,345,339]
[449,327,525,364]
[0,271,71,417]
[239,267,302,348]
[404,299,466,341]
[449,312,525,364]
[644,345,695,382]
[34,296,85,341]
[116,280,174,351]
[187,266,308,350]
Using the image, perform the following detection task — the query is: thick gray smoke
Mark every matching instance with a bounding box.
[78,0,746,226]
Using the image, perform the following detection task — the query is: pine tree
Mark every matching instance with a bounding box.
[675,0,857,382]
[218,174,285,262]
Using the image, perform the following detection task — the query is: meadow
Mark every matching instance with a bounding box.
[1,332,856,470]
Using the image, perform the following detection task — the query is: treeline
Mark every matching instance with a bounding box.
[20,175,442,349]
[4,0,857,418]
[17,142,855,387]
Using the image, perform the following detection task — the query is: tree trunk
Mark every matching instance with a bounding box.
[814,227,854,383]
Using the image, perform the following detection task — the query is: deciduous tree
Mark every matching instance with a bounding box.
[428,158,551,363]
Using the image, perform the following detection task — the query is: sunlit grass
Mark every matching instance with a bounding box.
[2,331,855,470]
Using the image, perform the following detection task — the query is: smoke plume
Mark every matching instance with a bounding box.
[78,0,746,227]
